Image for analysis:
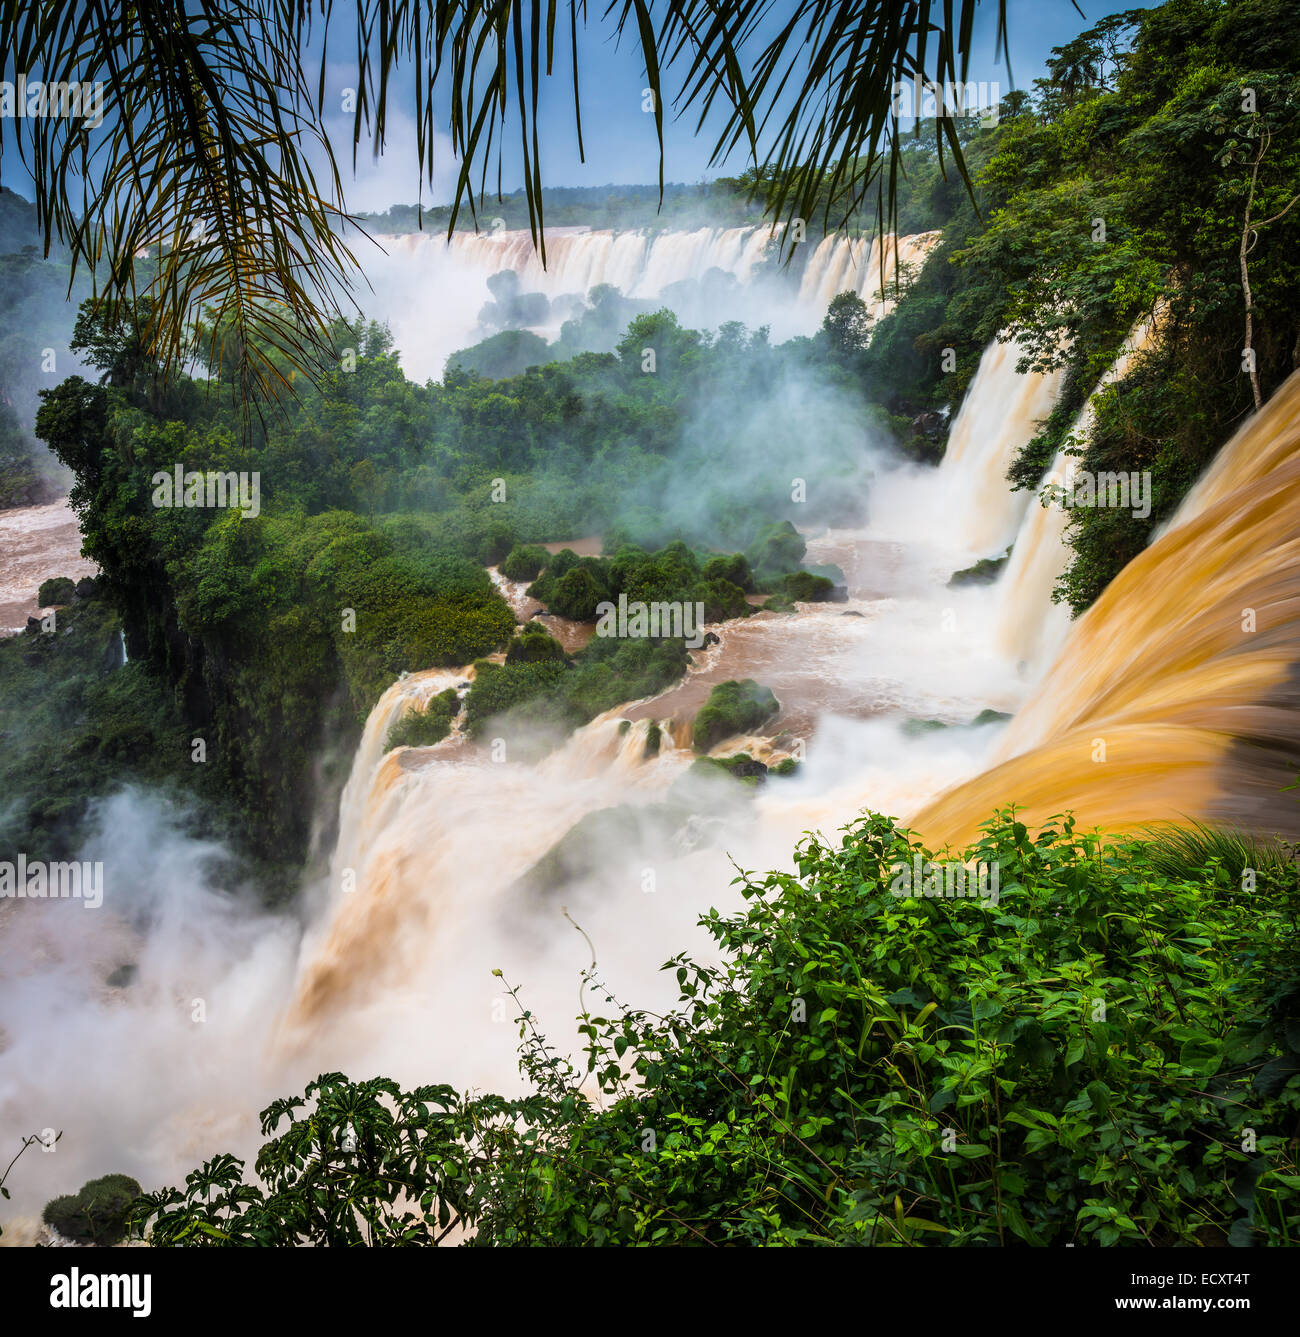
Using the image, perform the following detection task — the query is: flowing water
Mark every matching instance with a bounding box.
[914,368,1300,849]
[5,242,1298,1238]
[0,499,98,634]
[366,225,939,381]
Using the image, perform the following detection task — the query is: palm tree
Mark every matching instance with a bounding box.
[0,0,1010,401]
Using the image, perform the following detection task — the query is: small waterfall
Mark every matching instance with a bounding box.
[935,340,1065,557]
[797,231,941,318]
[286,705,694,1031]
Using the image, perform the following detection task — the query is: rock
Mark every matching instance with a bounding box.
[841,610,864,618]
[702,631,721,647]
[948,552,1010,587]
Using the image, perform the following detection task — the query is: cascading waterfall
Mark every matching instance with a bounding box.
[913,368,1300,848]
[992,320,1159,670]
[364,225,940,382]
[7,316,1292,1230]
[934,339,1065,557]
[284,344,1071,1028]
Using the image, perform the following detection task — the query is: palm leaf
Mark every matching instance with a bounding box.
[0,0,1014,405]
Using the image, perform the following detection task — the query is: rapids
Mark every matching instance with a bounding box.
[4,258,1298,1241]
[0,499,98,634]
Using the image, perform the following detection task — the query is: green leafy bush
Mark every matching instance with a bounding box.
[385,688,460,751]
[131,811,1300,1247]
[693,678,780,752]
[506,624,568,665]
[36,576,76,606]
[44,1174,142,1246]
[775,570,835,602]
[500,543,550,582]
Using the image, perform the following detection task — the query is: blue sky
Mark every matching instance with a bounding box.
[0,1,1141,214]
[325,0,1141,213]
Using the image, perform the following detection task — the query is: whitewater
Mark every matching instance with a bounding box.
[3,223,1298,1240]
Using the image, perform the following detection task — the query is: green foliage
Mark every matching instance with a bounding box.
[948,553,1010,587]
[693,679,780,752]
[129,1075,534,1247]
[385,689,460,751]
[822,291,873,363]
[44,1174,142,1246]
[464,635,690,741]
[746,521,807,578]
[445,329,550,381]
[545,566,608,621]
[36,576,76,606]
[0,593,244,866]
[775,570,835,602]
[499,543,550,581]
[133,812,1300,1247]
[506,624,569,665]
[873,0,1300,611]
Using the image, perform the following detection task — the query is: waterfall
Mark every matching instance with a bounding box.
[11,323,1294,1215]
[363,225,939,382]
[913,367,1300,848]
[992,320,1160,669]
[935,340,1065,557]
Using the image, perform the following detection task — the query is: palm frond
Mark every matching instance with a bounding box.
[0,0,1011,405]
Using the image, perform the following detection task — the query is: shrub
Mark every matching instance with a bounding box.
[385,688,460,751]
[693,678,779,752]
[37,576,76,607]
[500,543,550,582]
[506,624,568,665]
[545,566,608,621]
[44,1174,142,1245]
[776,570,835,602]
[131,812,1300,1247]
[746,520,806,576]
[693,577,751,622]
[701,552,754,592]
